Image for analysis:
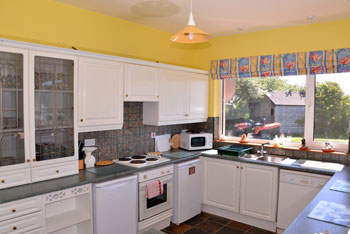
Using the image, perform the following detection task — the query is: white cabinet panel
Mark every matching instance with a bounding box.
[202,157,240,213]
[159,69,187,121]
[0,168,31,190]
[124,64,159,102]
[0,211,45,234]
[0,196,43,222]
[31,161,78,182]
[239,163,278,222]
[78,57,124,132]
[188,74,208,119]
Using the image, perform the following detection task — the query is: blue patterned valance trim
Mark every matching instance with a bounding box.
[210,48,350,79]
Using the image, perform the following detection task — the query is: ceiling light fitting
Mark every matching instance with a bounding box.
[170,0,210,43]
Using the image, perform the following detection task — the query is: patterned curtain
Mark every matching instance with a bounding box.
[210,48,350,79]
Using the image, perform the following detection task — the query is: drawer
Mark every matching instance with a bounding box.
[23,228,45,234]
[0,196,43,222]
[31,161,78,182]
[0,169,31,190]
[0,211,45,234]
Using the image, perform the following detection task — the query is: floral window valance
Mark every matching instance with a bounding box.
[210,48,350,79]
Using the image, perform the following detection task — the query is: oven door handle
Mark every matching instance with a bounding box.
[139,175,173,188]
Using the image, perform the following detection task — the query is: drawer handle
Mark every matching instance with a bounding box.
[240,166,243,169]
[157,95,160,98]
[13,226,17,231]
[26,159,30,163]
[236,166,239,169]
[32,159,36,162]
[1,179,4,183]
[12,208,16,213]
[80,119,84,122]
[56,170,60,173]
[184,114,189,117]
[125,94,128,97]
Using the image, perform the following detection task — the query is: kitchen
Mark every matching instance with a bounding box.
[0,0,350,234]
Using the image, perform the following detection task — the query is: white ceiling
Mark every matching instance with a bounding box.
[55,0,350,37]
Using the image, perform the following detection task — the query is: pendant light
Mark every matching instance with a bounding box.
[170,0,210,43]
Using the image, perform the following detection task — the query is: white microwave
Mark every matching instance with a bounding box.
[180,132,213,151]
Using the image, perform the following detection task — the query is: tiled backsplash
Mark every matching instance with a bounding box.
[79,102,217,161]
[214,142,350,165]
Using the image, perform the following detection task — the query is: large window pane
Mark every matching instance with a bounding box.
[314,73,350,143]
[224,76,306,142]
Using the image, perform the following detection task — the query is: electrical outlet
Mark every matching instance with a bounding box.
[151,132,156,138]
[84,139,95,146]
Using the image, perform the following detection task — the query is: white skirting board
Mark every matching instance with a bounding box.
[202,204,277,232]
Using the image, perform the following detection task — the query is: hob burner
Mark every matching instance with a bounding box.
[119,158,131,161]
[131,155,147,160]
[146,158,159,161]
[130,160,146,164]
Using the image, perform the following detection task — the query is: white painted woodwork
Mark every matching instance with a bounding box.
[0,211,45,234]
[239,163,278,222]
[0,196,43,222]
[0,168,31,190]
[31,161,78,182]
[202,157,240,213]
[187,73,208,119]
[24,227,46,234]
[28,50,78,171]
[143,69,208,125]
[78,57,124,132]
[124,63,159,102]
[45,184,93,234]
[0,46,31,174]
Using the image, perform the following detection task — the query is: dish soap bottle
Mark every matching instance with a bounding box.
[279,133,285,147]
[273,135,279,148]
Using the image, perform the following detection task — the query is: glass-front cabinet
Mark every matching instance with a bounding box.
[29,51,78,170]
[0,47,29,168]
[0,47,78,188]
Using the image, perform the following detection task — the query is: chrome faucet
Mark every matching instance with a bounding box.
[257,142,269,157]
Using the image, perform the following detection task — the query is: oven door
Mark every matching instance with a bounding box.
[139,175,173,221]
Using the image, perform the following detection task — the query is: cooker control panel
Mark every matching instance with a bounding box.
[138,165,173,182]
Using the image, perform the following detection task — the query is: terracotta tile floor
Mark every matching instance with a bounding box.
[162,212,277,234]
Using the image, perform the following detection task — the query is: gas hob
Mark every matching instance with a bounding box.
[114,155,170,168]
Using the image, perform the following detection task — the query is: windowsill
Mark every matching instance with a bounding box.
[215,138,350,156]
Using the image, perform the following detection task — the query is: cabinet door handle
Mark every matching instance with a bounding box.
[184,114,189,117]
[13,227,17,231]
[236,166,239,169]
[80,119,84,122]
[12,208,16,213]
[56,170,60,173]
[1,179,5,183]
[240,166,243,169]
[32,159,36,162]
[157,95,160,98]
[125,94,128,97]
[26,159,30,163]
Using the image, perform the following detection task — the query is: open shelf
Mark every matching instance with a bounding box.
[46,210,91,233]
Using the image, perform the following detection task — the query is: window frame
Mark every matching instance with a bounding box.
[220,74,349,152]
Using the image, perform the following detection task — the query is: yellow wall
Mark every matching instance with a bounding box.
[0,0,199,68]
[1,0,349,118]
[196,19,350,117]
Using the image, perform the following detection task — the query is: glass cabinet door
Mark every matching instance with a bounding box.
[34,55,75,161]
[0,50,26,167]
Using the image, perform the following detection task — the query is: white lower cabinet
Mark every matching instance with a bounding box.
[239,163,278,222]
[202,157,279,222]
[0,195,45,234]
[202,158,240,213]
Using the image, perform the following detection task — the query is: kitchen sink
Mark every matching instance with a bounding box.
[241,154,289,164]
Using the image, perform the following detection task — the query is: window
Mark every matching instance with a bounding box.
[222,73,350,151]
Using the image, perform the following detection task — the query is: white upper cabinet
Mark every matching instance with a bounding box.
[188,73,208,119]
[78,57,124,132]
[239,163,278,222]
[202,157,241,213]
[124,64,159,102]
[143,69,208,126]
[29,50,78,182]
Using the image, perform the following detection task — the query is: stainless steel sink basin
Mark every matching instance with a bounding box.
[242,154,288,164]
